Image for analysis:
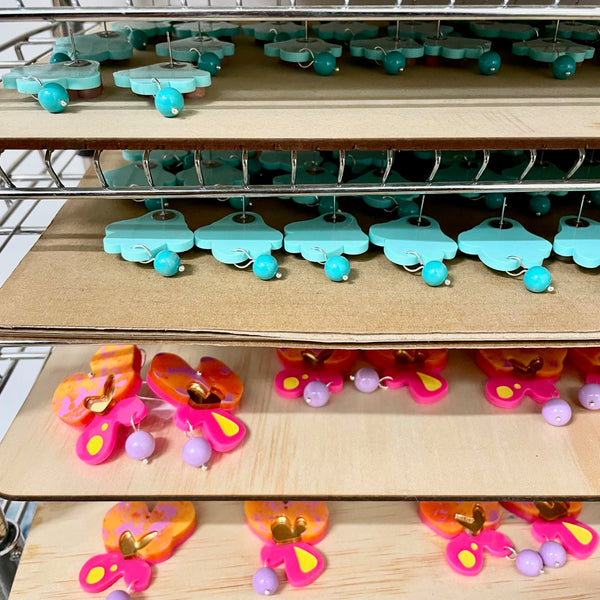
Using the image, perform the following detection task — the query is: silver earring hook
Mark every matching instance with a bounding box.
[312,246,329,265]
[403,250,424,273]
[298,46,316,68]
[132,244,155,264]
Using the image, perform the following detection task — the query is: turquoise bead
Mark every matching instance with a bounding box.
[49,52,71,64]
[478,51,501,75]
[523,265,552,293]
[154,88,184,118]
[313,52,337,76]
[529,195,551,216]
[422,261,448,287]
[198,52,221,76]
[252,254,279,280]
[383,51,406,75]
[229,197,250,211]
[128,30,148,51]
[154,250,182,277]
[144,198,166,211]
[483,193,504,211]
[324,255,350,281]
[552,55,576,79]
[37,82,69,113]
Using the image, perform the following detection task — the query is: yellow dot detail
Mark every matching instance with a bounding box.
[86,435,104,456]
[458,550,476,569]
[110,564,118,572]
[283,377,299,390]
[294,546,318,573]
[212,412,240,437]
[514,383,522,390]
[85,566,105,585]
[416,371,442,392]
[471,543,478,550]
[496,385,514,399]
[301,374,309,380]
[101,423,108,431]
[564,522,593,546]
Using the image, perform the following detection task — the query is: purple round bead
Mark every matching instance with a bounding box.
[106,591,131,600]
[182,437,212,468]
[539,541,567,568]
[125,430,155,461]
[542,398,572,427]
[352,367,380,393]
[303,381,330,407]
[578,383,600,410]
[515,549,543,577]
[252,567,279,595]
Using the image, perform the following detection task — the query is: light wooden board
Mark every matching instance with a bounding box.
[1,344,600,499]
[0,157,599,346]
[3,36,600,150]
[11,501,600,600]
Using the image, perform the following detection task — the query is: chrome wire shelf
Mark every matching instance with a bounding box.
[1,147,600,200]
[3,0,600,21]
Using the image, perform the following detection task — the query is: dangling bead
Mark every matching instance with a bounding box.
[515,549,543,576]
[552,54,576,80]
[49,52,71,63]
[303,381,330,407]
[383,50,406,75]
[198,52,221,75]
[125,430,156,462]
[253,255,280,280]
[539,541,567,568]
[478,51,501,75]
[529,195,551,216]
[351,367,380,393]
[253,567,279,595]
[37,82,69,113]
[144,197,167,211]
[106,591,131,600]
[578,383,600,410]
[523,266,552,293]
[313,52,337,76]
[128,29,148,51]
[483,193,504,211]
[154,250,182,277]
[324,255,350,281]
[154,87,184,118]
[422,261,449,287]
[182,437,212,468]
[541,398,572,426]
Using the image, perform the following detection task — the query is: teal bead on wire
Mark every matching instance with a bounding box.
[37,82,69,113]
[523,266,552,293]
[313,52,337,76]
[198,52,221,76]
[154,250,182,277]
[154,87,184,118]
[253,255,280,280]
[422,261,449,287]
[383,51,406,75]
[478,51,501,75]
[324,255,350,281]
[552,55,576,80]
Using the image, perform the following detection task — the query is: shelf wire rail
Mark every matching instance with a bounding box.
[3,0,600,21]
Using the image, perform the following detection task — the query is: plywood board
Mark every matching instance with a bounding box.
[2,36,600,150]
[1,344,600,499]
[11,501,600,600]
[0,159,599,346]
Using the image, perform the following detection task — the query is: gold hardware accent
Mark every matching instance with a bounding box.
[119,530,158,558]
[271,515,307,545]
[394,350,427,365]
[509,356,543,378]
[455,504,486,536]
[83,374,116,415]
[301,350,333,367]
[535,501,568,521]
[187,380,223,409]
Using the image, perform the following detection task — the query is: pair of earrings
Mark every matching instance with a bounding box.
[274,348,449,407]
[420,500,597,577]
[80,501,196,600]
[247,500,328,595]
[52,345,246,469]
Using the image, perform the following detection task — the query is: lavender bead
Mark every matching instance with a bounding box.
[303,381,330,407]
[579,383,600,410]
[125,430,155,461]
[542,398,572,426]
[515,549,543,576]
[352,367,380,393]
[253,567,279,595]
[182,437,212,468]
[539,541,567,568]
[106,592,130,600]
